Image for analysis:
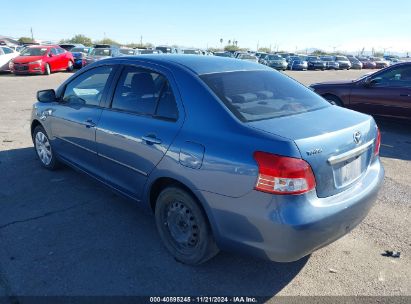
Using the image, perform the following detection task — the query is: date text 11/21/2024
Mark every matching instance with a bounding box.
[149,296,258,303]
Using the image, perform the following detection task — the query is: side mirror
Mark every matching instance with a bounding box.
[37,89,57,103]
[48,53,53,57]
[364,77,380,87]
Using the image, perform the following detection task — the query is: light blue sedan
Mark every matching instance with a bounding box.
[31,55,384,265]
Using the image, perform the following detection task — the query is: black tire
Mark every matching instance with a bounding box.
[32,125,60,170]
[155,186,219,265]
[44,63,51,75]
[324,95,343,107]
[66,60,74,72]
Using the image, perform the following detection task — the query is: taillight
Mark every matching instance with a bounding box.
[374,127,381,156]
[253,151,316,195]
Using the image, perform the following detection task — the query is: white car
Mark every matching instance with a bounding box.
[0,46,19,71]
[237,53,258,63]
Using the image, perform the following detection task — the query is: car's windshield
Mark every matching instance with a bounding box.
[20,47,48,56]
[156,47,172,53]
[119,49,135,55]
[308,56,320,61]
[182,49,200,54]
[201,70,329,122]
[91,48,112,56]
[239,54,256,59]
[336,56,348,61]
[267,55,283,60]
[321,56,333,61]
[71,47,90,53]
[214,52,231,57]
[140,50,159,54]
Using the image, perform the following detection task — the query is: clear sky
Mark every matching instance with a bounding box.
[1,0,410,54]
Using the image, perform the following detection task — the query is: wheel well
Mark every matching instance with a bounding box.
[149,177,198,213]
[322,94,343,106]
[31,120,42,138]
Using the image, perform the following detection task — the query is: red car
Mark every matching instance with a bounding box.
[358,58,377,69]
[10,45,74,75]
[309,62,411,121]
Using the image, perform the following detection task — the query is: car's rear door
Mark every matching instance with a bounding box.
[349,65,411,119]
[56,48,67,70]
[96,64,183,200]
[50,65,117,176]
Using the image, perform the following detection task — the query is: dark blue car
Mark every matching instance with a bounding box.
[31,55,384,265]
[70,47,93,69]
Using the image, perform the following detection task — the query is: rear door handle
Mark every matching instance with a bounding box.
[142,135,162,145]
[400,94,411,97]
[85,119,96,128]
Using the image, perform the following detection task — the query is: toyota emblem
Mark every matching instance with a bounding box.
[353,131,362,144]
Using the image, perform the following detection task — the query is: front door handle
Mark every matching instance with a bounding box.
[85,119,96,128]
[142,135,162,145]
[400,94,411,97]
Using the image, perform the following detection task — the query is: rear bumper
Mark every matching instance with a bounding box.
[199,159,384,262]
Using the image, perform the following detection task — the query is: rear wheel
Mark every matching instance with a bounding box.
[324,95,343,107]
[44,63,51,75]
[66,60,74,72]
[155,186,219,265]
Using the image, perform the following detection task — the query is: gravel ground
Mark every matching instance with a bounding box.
[0,69,410,301]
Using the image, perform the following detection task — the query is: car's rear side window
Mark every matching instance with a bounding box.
[111,66,178,120]
[200,70,329,122]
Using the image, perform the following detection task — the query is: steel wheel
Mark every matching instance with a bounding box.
[166,201,199,251]
[35,131,52,166]
[155,187,219,265]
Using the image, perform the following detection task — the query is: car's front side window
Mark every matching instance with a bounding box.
[372,66,411,88]
[62,66,113,107]
[2,47,13,54]
[111,66,178,120]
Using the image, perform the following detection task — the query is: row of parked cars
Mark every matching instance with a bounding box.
[0,43,217,75]
[0,42,406,75]
[214,50,403,71]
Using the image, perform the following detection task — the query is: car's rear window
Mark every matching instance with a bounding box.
[200,70,329,122]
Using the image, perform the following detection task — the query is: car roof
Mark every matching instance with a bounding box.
[28,45,58,48]
[104,55,271,75]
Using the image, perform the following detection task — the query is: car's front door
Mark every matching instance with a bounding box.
[96,65,183,200]
[349,65,411,119]
[50,65,116,176]
[47,48,60,71]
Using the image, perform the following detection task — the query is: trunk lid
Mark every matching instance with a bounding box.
[248,106,377,198]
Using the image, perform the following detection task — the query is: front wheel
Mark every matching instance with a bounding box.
[155,187,219,265]
[44,63,51,75]
[33,126,60,169]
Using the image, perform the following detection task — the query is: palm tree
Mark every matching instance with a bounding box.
[220,38,223,49]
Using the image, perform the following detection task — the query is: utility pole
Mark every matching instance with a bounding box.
[140,35,143,46]
[30,27,34,41]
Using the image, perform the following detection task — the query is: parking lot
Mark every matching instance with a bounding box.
[0,69,410,300]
